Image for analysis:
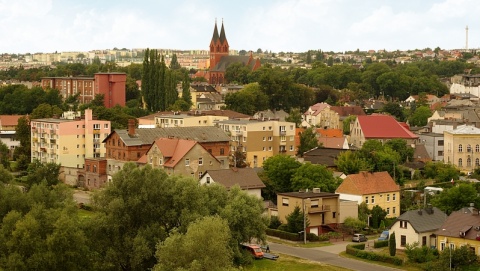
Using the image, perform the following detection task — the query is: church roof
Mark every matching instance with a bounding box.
[211,55,253,72]
[219,21,227,43]
[211,21,219,43]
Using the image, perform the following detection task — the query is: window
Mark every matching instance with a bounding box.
[282,198,289,206]
[371,196,375,204]
[459,144,463,152]
[281,136,286,142]
[438,140,444,146]
[387,194,390,202]
[458,158,463,167]
[477,144,480,152]
[422,236,427,246]
[332,212,336,218]
[185,159,190,166]
[268,146,272,151]
[93,124,100,129]
[290,145,294,151]
[93,165,97,173]
[401,235,406,247]
[310,200,319,208]
[263,137,266,141]
[198,171,203,178]
[400,221,407,229]
[393,207,396,214]
[476,158,480,166]
[467,157,472,167]
[440,242,446,251]
[206,177,211,184]
[198,158,203,166]
[365,197,369,204]
[387,207,390,214]
[467,144,472,152]
[268,136,272,141]
[262,127,265,131]
[220,148,224,155]
[263,147,266,151]
[104,124,109,129]
[268,126,272,130]
[393,193,396,201]
[243,137,247,142]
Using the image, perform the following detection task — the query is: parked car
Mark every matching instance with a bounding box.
[378,230,389,241]
[352,233,367,242]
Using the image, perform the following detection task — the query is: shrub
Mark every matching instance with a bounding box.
[269,215,282,229]
[374,240,389,248]
[265,228,301,241]
[389,232,396,256]
[405,242,438,263]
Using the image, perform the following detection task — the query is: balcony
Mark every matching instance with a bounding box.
[279,141,287,146]
[50,139,56,144]
[50,129,56,135]
[93,138,100,143]
[279,130,286,135]
[231,130,243,136]
[308,205,331,213]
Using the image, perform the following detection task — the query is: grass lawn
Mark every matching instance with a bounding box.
[245,254,350,271]
[77,208,94,220]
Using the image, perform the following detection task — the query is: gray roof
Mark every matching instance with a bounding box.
[396,207,447,233]
[211,56,253,72]
[205,168,266,190]
[106,126,230,146]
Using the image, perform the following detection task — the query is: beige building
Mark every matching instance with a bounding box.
[154,113,228,128]
[277,190,341,235]
[444,125,480,172]
[31,109,111,185]
[216,119,296,168]
[138,138,223,179]
[335,171,400,218]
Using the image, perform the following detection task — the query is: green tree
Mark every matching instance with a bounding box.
[262,155,301,194]
[382,102,405,121]
[297,127,319,157]
[384,139,414,163]
[285,206,307,234]
[224,83,268,115]
[291,163,339,192]
[0,141,10,169]
[370,205,387,229]
[25,160,61,188]
[169,53,181,70]
[342,217,367,234]
[335,150,373,174]
[342,115,356,135]
[409,105,432,127]
[30,103,63,119]
[423,161,460,183]
[389,232,396,256]
[430,183,480,215]
[181,72,192,109]
[231,148,247,168]
[0,165,13,184]
[225,62,251,84]
[285,108,302,128]
[154,216,236,271]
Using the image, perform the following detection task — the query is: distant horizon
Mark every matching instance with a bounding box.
[1,0,480,54]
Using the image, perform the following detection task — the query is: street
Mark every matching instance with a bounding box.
[268,241,402,271]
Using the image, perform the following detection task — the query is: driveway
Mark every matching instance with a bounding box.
[268,241,402,271]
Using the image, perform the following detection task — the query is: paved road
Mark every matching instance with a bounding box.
[268,241,402,271]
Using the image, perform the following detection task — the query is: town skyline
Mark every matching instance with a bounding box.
[2,0,480,54]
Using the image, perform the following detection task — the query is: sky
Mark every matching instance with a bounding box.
[1,0,480,54]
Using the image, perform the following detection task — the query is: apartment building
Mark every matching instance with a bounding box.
[154,112,228,128]
[40,72,126,108]
[216,119,296,167]
[30,109,111,185]
[444,125,480,172]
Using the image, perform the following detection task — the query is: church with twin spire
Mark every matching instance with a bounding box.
[208,19,261,85]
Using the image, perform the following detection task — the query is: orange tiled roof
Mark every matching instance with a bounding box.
[335,171,399,195]
[316,128,342,138]
[0,115,23,126]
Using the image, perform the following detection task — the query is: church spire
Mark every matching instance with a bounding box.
[211,18,219,42]
[219,18,227,43]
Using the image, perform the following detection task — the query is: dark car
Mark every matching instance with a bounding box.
[352,233,367,242]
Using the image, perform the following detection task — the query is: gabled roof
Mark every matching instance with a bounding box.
[317,137,348,149]
[396,207,446,233]
[357,114,419,139]
[211,55,253,72]
[303,147,347,167]
[0,115,23,126]
[304,103,330,116]
[335,171,400,195]
[435,207,480,241]
[329,106,366,117]
[445,124,480,135]
[104,126,230,146]
[145,138,197,168]
[316,128,343,138]
[205,168,265,190]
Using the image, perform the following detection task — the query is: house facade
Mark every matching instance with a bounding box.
[216,119,296,168]
[0,115,23,156]
[443,125,480,173]
[349,114,419,149]
[390,206,446,250]
[277,190,341,235]
[154,113,228,128]
[335,171,400,218]
[31,109,111,185]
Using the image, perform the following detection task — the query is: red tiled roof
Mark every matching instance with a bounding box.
[316,128,343,138]
[304,103,330,116]
[317,137,346,149]
[335,171,400,195]
[139,138,197,168]
[357,115,418,139]
[0,115,23,126]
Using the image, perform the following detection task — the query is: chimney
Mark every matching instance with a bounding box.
[313,188,321,193]
[128,119,136,136]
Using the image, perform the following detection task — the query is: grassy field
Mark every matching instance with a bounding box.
[245,254,350,271]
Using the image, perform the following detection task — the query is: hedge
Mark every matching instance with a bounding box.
[266,229,332,242]
[346,244,403,266]
[374,240,389,248]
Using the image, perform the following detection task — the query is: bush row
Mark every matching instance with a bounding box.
[265,229,333,242]
[346,244,403,266]
[374,240,389,248]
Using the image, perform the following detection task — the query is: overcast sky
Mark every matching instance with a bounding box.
[1,0,479,54]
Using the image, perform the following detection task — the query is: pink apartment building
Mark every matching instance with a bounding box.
[30,109,111,185]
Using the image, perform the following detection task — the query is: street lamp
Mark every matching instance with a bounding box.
[303,197,310,245]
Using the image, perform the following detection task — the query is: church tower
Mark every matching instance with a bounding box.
[209,19,229,84]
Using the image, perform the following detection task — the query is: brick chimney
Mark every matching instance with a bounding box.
[128,119,136,136]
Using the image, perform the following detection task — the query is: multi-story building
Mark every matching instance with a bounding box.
[443,125,480,172]
[40,72,126,108]
[103,123,230,180]
[216,119,296,168]
[30,109,111,185]
[154,113,228,128]
[335,171,400,218]
[417,132,444,161]
[0,115,24,156]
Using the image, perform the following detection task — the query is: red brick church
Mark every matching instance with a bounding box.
[207,20,261,85]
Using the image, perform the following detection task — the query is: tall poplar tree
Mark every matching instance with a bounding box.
[181,72,192,109]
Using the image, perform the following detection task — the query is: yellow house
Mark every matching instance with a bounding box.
[443,125,480,173]
[335,171,400,218]
[154,112,228,128]
[435,207,480,254]
[277,189,341,236]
